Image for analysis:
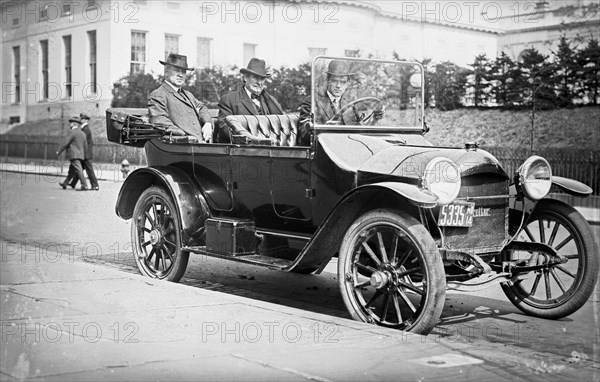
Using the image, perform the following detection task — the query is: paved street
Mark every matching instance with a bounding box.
[1,169,599,380]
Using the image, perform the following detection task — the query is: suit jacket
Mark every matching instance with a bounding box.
[298,89,350,145]
[57,128,87,160]
[148,82,212,140]
[81,122,94,159]
[217,87,284,142]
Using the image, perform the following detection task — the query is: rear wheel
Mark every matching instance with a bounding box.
[131,186,189,282]
[501,199,598,318]
[338,209,445,334]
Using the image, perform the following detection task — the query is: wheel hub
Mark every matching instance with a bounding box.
[370,271,390,289]
[150,229,162,246]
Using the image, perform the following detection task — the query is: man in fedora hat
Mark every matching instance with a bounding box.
[57,116,89,191]
[148,53,213,142]
[298,59,384,145]
[216,58,284,142]
[67,113,99,190]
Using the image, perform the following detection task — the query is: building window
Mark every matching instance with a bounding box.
[344,49,359,58]
[40,4,48,20]
[130,31,147,74]
[40,40,49,99]
[62,3,73,15]
[13,46,20,103]
[88,30,97,93]
[11,17,19,28]
[166,2,181,11]
[9,116,21,125]
[243,43,257,66]
[308,47,327,60]
[196,37,211,68]
[164,34,179,59]
[63,35,72,98]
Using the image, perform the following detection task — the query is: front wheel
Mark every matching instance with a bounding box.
[338,209,446,334]
[501,199,598,319]
[131,186,189,282]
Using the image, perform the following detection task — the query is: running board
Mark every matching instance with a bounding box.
[184,246,293,270]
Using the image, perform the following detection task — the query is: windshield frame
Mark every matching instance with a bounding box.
[310,56,425,134]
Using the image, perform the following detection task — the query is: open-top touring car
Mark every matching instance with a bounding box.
[106,56,598,334]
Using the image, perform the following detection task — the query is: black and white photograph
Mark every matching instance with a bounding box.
[1,0,599,380]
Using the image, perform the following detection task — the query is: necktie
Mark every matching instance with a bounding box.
[331,98,339,115]
[178,88,190,104]
[251,93,263,114]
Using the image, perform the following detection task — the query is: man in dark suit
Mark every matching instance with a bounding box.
[67,113,99,190]
[57,117,88,191]
[298,59,384,145]
[148,53,213,142]
[216,58,284,142]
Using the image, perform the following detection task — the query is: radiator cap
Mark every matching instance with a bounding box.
[465,141,479,150]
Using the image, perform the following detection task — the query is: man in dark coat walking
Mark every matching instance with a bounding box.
[67,113,99,190]
[148,53,213,142]
[57,116,88,191]
[216,58,284,142]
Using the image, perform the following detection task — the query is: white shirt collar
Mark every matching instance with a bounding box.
[165,80,181,92]
[245,86,257,99]
[327,91,339,104]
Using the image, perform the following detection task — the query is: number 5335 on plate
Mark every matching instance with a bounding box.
[438,202,475,227]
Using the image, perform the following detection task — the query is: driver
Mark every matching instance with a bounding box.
[298,59,384,145]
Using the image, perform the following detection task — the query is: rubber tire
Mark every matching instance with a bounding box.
[131,186,189,282]
[501,199,598,319]
[338,209,446,334]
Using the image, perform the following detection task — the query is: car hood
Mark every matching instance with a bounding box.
[317,133,508,184]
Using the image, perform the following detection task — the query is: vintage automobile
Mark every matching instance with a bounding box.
[106,56,598,334]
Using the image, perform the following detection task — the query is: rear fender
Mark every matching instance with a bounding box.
[116,166,211,246]
[287,182,435,273]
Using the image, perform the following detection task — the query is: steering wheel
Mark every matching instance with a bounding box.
[326,97,383,125]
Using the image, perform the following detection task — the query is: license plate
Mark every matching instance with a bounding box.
[438,202,475,227]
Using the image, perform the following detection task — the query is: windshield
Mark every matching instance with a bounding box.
[311,56,424,131]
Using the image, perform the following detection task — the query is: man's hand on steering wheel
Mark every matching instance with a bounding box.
[327,97,384,125]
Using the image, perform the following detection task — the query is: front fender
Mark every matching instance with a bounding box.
[287,182,435,273]
[116,166,211,246]
[552,176,593,197]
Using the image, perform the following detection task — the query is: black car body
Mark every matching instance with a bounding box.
[107,56,598,334]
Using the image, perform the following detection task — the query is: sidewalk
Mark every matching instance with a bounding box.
[0,160,143,184]
[2,241,597,381]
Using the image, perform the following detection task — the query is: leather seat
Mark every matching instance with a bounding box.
[224,114,299,147]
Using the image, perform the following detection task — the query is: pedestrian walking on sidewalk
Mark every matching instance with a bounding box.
[66,113,99,190]
[57,116,89,191]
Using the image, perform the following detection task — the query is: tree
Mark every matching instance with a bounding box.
[520,48,557,110]
[190,67,240,108]
[268,63,311,112]
[111,72,161,108]
[552,34,579,107]
[577,37,600,105]
[468,54,492,107]
[431,61,469,110]
[490,52,524,107]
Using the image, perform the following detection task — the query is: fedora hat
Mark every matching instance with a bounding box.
[159,53,194,71]
[240,58,270,78]
[324,60,353,76]
[68,116,81,124]
[79,113,90,120]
